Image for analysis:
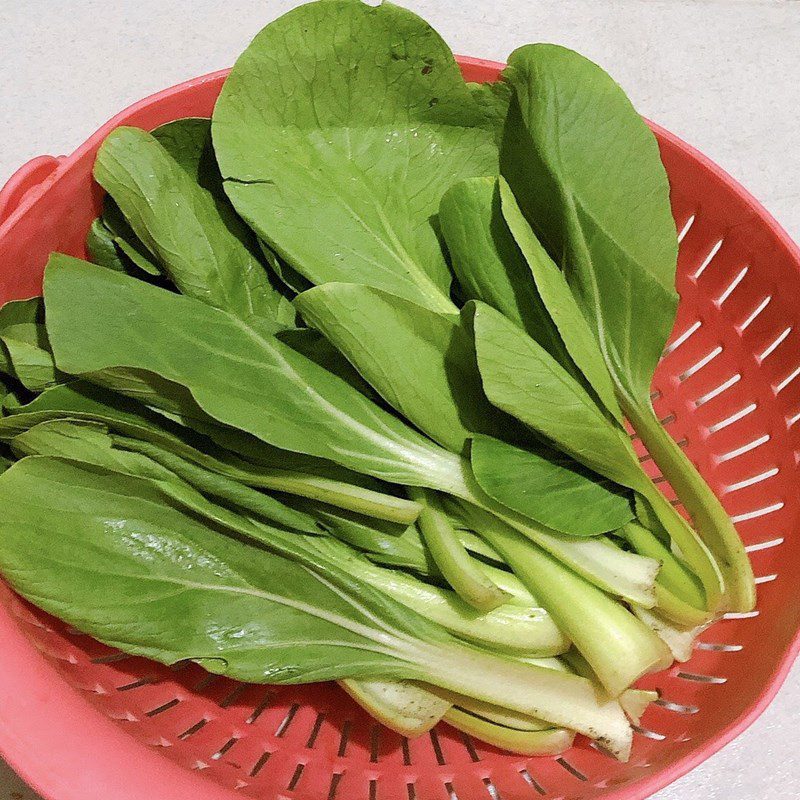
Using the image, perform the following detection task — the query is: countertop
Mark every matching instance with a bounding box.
[0,1,798,798]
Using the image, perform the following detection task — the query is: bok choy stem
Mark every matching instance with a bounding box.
[635,469,725,613]
[119,436,422,524]
[621,521,712,626]
[621,522,706,609]
[444,464,659,607]
[623,398,756,612]
[443,708,574,756]
[339,679,450,736]
[408,487,509,611]
[472,512,671,697]
[312,539,570,656]
[414,639,633,760]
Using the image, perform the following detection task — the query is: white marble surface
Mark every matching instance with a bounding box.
[0,1,798,798]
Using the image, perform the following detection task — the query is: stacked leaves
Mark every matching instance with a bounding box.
[0,0,754,762]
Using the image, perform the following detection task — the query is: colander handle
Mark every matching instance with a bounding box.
[0,155,63,227]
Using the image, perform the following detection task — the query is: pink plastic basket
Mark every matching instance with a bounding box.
[0,56,798,800]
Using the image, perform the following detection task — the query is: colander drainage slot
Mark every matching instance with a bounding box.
[655,699,699,715]
[145,698,181,717]
[693,238,724,280]
[249,750,272,777]
[519,768,546,795]
[193,673,219,692]
[338,720,353,757]
[90,651,131,665]
[401,736,412,765]
[679,346,723,381]
[717,433,769,463]
[327,772,344,800]
[677,214,696,242]
[406,781,417,800]
[632,724,666,741]
[429,728,446,765]
[732,502,785,523]
[555,758,587,781]
[482,776,502,800]
[716,266,749,307]
[744,537,784,553]
[676,671,727,684]
[458,731,480,762]
[212,736,240,759]
[117,677,154,692]
[723,609,760,620]
[444,780,459,800]
[775,364,800,394]
[757,327,792,363]
[178,718,208,740]
[219,684,248,708]
[694,374,741,407]
[370,724,382,762]
[707,403,758,435]
[663,319,702,357]
[287,762,305,791]
[725,467,778,493]
[306,712,327,748]
[246,689,273,724]
[739,295,772,331]
[275,703,300,737]
[755,573,778,585]
[696,641,743,652]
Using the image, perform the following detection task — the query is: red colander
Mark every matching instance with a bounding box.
[0,57,798,800]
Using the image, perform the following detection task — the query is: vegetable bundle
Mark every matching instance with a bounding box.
[0,0,754,762]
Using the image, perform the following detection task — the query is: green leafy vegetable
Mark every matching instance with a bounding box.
[296,282,632,536]
[500,44,753,611]
[496,179,622,423]
[439,177,572,371]
[94,127,289,322]
[444,708,573,756]
[0,381,418,525]
[45,256,467,490]
[0,298,60,391]
[0,2,758,760]
[85,218,133,273]
[313,538,569,656]
[471,300,642,487]
[470,435,632,536]
[297,504,433,573]
[471,300,724,611]
[295,282,513,455]
[0,456,445,681]
[10,419,322,535]
[99,198,163,276]
[0,456,635,757]
[45,259,653,595]
[212,0,499,313]
[470,509,670,697]
[340,680,450,737]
